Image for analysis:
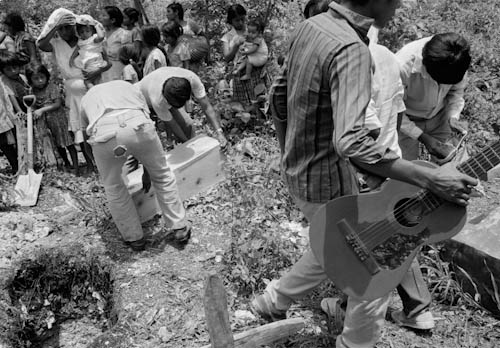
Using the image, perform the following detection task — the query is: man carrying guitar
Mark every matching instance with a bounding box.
[252,1,477,347]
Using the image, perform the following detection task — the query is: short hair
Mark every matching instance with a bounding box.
[303,0,330,19]
[167,3,184,21]
[0,50,27,72]
[247,19,264,33]
[141,24,161,47]
[226,4,247,25]
[422,33,471,84]
[162,77,191,108]
[161,21,183,40]
[3,12,25,33]
[118,43,141,65]
[26,64,51,86]
[104,6,124,28]
[123,7,140,24]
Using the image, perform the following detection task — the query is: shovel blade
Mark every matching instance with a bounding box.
[14,169,43,206]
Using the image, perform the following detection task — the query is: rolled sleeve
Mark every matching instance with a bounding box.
[190,74,207,100]
[331,42,385,164]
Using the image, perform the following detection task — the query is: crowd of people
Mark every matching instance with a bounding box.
[0,1,481,347]
[1,2,269,175]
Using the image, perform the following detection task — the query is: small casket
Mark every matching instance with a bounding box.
[124,135,225,222]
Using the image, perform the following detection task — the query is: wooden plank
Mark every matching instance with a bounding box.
[203,274,234,348]
[200,318,306,348]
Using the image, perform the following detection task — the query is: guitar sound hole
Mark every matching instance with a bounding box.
[394,198,424,227]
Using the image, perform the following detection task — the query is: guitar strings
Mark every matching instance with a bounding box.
[351,142,500,249]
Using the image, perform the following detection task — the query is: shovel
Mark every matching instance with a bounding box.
[14,94,43,206]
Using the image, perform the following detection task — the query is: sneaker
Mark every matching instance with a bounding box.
[391,310,435,330]
[251,292,287,322]
[173,226,192,244]
[124,238,146,252]
[320,297,345,334]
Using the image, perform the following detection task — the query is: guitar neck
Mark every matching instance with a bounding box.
[417,140,500,213]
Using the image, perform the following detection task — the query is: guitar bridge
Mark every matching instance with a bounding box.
[338,219,381,275]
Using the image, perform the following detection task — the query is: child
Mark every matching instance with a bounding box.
[161,21,190,69]
[119,43,142,83]
[0,50,29,114]
[69,15,108,89]
[232,19,268,81]
[123,7,142,49]
[26,65,79,173]
[0,68,18,173]
[141,24,168,76]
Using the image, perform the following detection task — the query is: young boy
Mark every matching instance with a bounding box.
[397,33,471,161]
[232,19,268,81]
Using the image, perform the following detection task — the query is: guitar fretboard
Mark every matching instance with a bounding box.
[413,140,500,213]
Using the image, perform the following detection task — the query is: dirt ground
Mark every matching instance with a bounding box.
[1,144,500,348]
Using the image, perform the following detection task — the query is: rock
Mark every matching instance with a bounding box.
[441,207,500,316]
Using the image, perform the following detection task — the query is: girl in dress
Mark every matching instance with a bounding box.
[161,21,189,69]
[119,43,141,83]
[140,25,167,77]
[26,65,78,173]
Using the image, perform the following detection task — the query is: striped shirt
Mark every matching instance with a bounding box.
[281,2,397,203]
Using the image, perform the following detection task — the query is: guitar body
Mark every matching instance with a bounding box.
[310,161,467,300]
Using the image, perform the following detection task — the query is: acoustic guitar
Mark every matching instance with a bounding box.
[310,140,500,300]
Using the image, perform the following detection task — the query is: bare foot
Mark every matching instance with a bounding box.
[240,74,251,81]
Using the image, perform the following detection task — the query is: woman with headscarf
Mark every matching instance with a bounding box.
[37,8,109,174]
[221,4,268,108]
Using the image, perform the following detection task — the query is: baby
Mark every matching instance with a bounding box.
[232,19,268,81]
[69,15,107,89]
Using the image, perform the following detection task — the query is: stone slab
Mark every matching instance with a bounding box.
[441,207,500,316]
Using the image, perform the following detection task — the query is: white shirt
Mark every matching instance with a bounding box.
[135,67,206,121]
[365,44,405,157]
[396,36,467,139]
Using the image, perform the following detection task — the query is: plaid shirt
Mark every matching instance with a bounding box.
[280,2,397,203]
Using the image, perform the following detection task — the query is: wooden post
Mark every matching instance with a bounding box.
[203,274,235,348]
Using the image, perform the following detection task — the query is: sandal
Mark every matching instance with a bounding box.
[320,297,346,334]
[173,226,192,244]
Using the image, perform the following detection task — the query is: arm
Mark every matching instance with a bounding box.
[198,96,227,146]
[270,64,288,153]
[93,21,106,43]
[69,46,80,67]
[242,42,259,55]
[8,95,24,114]
[222,35,244,63]
[35,97,62,114]
[24,40,39,65]
[37,25,59,53]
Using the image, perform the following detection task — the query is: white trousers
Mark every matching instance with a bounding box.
[90,110,186,242]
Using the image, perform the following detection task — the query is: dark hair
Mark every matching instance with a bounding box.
[226,4,247,25]
[167,3,184,21]
[104,6,124,28]
[422,32,471,84]
[163,77,191,108]
[3,12,25,33]
[26,64,51,88]
[118,43,141,65]
[0,50,27,72]
[161,21,183,40]
[76,24,96,37]
[303,0,330,19]
[141,24,161,47]
[247,18,264,33]
[123,7,140,24]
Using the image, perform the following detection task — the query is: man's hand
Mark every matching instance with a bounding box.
[450,118,467,134]
[142,168,151,193]
[216,129,227,148]
[419,133,454,159]
[425,162,478,206]
[83,68,101,81]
